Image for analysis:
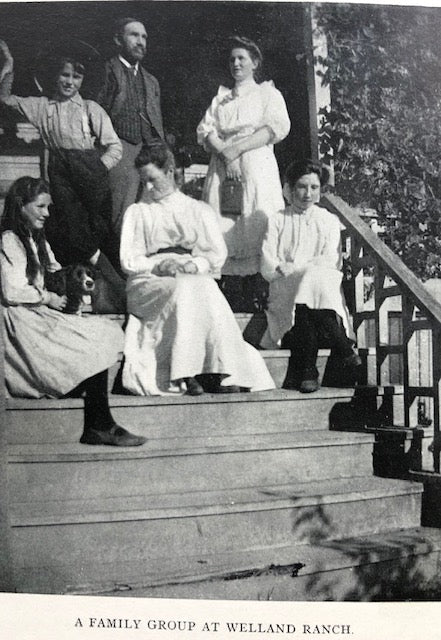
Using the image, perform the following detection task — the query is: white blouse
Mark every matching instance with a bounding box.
[197,81,290,148]
[120,191,228,279]
[261,204,343,283]
[1,231,61,306]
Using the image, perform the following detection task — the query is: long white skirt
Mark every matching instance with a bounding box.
[123,273,275,395]
[203,146,285,276]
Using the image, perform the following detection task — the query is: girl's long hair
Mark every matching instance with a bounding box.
[1,177,51,283]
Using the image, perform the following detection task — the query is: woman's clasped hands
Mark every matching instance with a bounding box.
[156,258,199,277]
[220,147,242,182]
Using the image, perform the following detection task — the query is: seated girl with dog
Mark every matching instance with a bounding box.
[120,142,275,396]
[1,177,145,447]
[260,159,360,393]
[0,39,125,310]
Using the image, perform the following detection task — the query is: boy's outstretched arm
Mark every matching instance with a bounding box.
[0,40,42,126]
[0,40,13,85]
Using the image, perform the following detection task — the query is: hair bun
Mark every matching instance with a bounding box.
[228,36,263,67]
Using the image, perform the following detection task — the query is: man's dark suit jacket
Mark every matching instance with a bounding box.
[97,56,164,141]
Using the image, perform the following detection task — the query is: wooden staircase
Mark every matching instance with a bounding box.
[6,316,441,600]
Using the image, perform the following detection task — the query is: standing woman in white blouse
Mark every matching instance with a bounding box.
[260,160,360,393]
[197,36,290,278]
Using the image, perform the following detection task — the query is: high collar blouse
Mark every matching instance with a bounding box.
[120,191,228,279]
[197,80,290,147]
[261,204,343,282]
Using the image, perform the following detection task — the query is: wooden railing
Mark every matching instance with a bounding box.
[323,193,441,475]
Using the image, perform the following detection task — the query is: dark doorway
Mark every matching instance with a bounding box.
[0,1,313,172]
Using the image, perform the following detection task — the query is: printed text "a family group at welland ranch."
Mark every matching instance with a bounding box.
[74,618,354,634]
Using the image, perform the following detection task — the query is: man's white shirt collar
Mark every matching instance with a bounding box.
[119,55,139,75]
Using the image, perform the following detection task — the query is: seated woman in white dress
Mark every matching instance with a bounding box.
[1,177,145,446]
[119,143,275,396]
[197,36,290,278]
[260,160,360,393]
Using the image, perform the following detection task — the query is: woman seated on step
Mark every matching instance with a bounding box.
[0,177,145,447]
[119,142,275,396]
[260,159,361,393]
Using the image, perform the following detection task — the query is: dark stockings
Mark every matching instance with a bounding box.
[79,370,115,432]
[68,370,146,447]
[283,305,354,384]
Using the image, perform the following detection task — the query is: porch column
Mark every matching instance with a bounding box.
[303,4,319,161]
[303,4,334,183]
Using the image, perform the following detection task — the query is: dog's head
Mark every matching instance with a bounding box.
[45,264,95,314]
[65,264,95,297]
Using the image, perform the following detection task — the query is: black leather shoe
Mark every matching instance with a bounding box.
[299,379,320,393]
[184,377,204,396]
[212,384,241,394]
[196,374,241,394]
[342,352,363,384]
[343,353,362,368]
[80,424,146,446]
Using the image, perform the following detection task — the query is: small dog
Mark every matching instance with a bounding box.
[45,264,95,315]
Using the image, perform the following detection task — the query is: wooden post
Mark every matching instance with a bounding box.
[374,266,390,386]
[431,326,441,473]
[402,296,419,431]
[303,4,319,161]
[0,303,15,591]
[352,238,366,347]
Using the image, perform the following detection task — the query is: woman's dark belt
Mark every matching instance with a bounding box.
[156,246,189,255]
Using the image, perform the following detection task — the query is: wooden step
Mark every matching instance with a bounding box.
[101,312,293,388]
[82,313,375,389]
[107,348,295,391]
[56,526,441,601]
[10,477,423,595]
[7,387,380,445]
[84,313,260,333]
[235,312,258,333]
[108,348,339,391]
[8,430,375,501]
